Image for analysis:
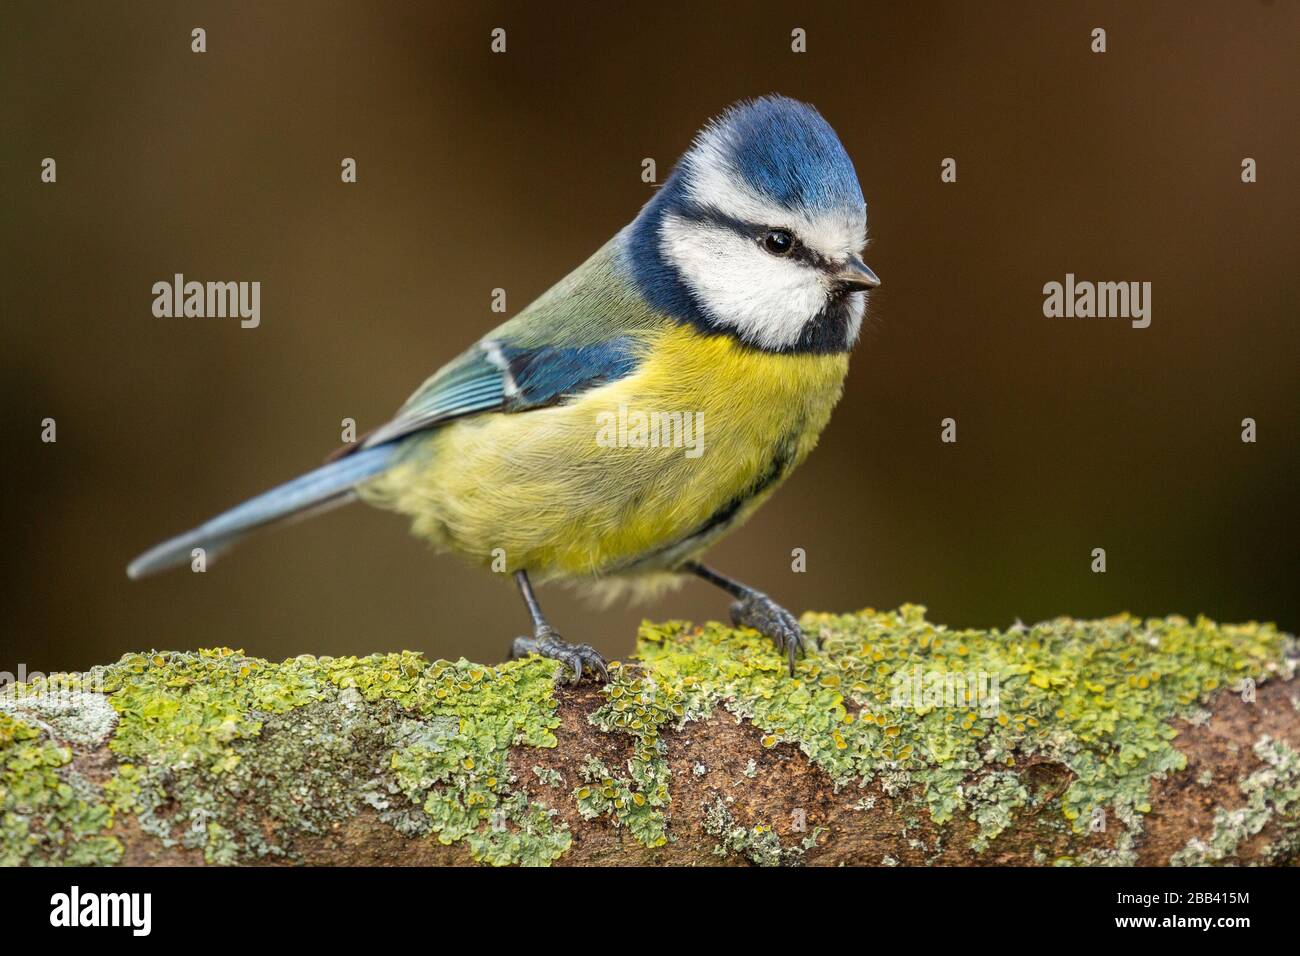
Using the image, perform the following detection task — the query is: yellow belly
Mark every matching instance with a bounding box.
[360,325,848,582]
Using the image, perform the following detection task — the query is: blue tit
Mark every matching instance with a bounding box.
[129,95,880,681]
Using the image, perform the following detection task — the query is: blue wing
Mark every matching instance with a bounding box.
[360,335,644,449]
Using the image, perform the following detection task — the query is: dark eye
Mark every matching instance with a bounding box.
[762,229,794,256]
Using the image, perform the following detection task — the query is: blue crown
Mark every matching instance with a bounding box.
[695,96,863,214]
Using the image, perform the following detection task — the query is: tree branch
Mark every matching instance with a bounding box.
[2,607,1297,866]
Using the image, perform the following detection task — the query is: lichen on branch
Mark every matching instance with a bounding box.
[2,606,1296,866]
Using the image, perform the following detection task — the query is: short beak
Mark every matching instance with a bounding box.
[834,255,881,292]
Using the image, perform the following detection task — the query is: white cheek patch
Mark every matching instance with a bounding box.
[684,130,866,262]
[660,213,828,351]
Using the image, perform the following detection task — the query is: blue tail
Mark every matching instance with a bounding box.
[127,444,397,579]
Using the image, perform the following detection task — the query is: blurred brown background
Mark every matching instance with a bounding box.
[3,1,1297,674]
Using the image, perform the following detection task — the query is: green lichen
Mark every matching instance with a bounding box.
[7,648,571,866]
[575,661,682,846]
[1170,736,1300,865]
[0,686,118,747]
[966,771,1030,852]
[95,648,569,865]
[703,795,784,865]
[0,712,121,865]
[701,795,822,866]
[632,605,1294,849]
[380,656,570,866]
[532,765,564,788]
[573,755,663,845]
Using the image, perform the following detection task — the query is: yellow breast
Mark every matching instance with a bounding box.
[363,325,849,581]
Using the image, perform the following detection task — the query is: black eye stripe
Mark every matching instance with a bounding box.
[675,202,831,269]
[759,230,826,269]
[782,237,823,268]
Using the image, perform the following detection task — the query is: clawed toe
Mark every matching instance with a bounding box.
[511,628,608,685]
[730,594,809,676]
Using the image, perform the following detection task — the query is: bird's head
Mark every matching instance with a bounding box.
[625,96,877,353]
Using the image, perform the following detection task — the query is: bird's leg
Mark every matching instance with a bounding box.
[682,561,813,676]
[508,570,608,685]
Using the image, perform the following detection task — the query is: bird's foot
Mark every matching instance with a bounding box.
[510,626,608,686]
[729,592,814,677]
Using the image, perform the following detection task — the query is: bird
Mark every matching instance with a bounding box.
[128,95,880,683]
